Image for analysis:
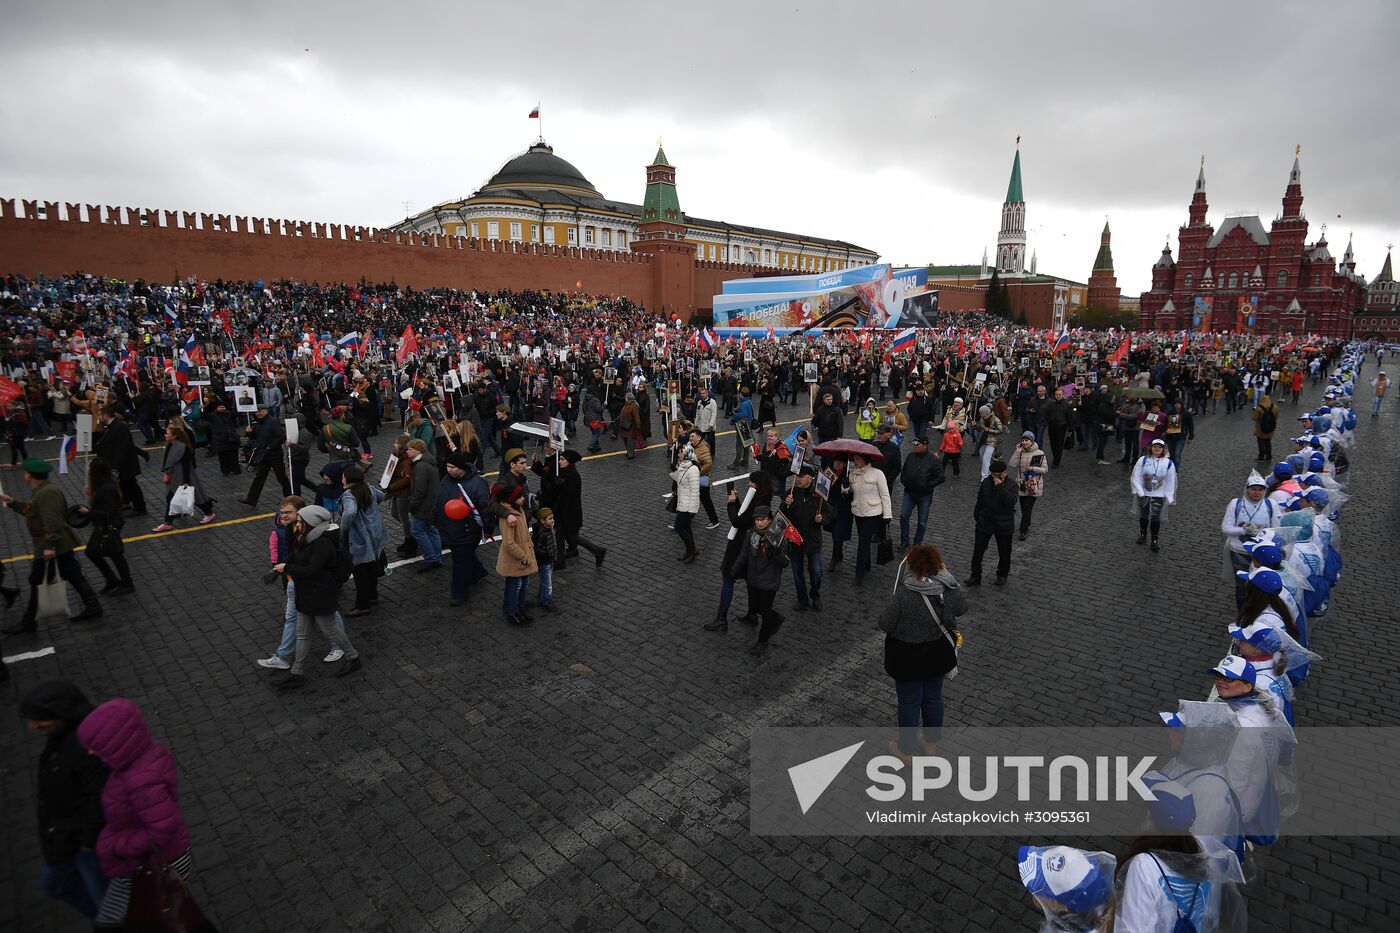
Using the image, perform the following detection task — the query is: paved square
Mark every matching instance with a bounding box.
[2,383,1395,932]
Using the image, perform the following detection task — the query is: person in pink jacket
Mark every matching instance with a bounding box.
[77,698,211,930]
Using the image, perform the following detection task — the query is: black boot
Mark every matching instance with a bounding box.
[1,585,18,608]
[1136,531,1147,545]
[704,616,728,632]
[1150,537,1161,552]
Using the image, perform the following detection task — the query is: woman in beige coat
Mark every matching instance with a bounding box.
[494,485,538,625]
[849,451,892,587]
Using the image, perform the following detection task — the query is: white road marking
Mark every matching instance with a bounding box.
[3,646,56,663]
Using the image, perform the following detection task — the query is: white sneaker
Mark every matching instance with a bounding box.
[256,656,290,670]
[323,648,345,663]
[705,522,721,530]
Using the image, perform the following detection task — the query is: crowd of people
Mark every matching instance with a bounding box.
[1013,350,1364,932]
[0,271,1389,930]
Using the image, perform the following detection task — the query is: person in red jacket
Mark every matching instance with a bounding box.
[77,698,216,931]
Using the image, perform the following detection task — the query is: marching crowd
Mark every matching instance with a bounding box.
[0,270,1389,931]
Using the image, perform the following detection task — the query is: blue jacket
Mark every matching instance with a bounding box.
[435,468,492,545]
[730,397,755,427]
[338,485,387,565]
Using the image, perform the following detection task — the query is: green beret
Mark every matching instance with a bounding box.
[22,458,52,476]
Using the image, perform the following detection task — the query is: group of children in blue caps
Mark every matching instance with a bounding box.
[1013,349,1364,932]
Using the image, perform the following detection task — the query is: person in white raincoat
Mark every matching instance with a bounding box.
[1017,844,1116,932]
[1207,655,1295,848]
[1131,437,1177,552]
[1114,773,1248,932]
[1220,471,1276,607]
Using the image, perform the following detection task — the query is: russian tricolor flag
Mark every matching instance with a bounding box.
[891,327,917,354]
[58,436,77,474]
[1051,324,1071,356]
[162,305,179,326]
[697,328,715,352]
[337,332,361,348]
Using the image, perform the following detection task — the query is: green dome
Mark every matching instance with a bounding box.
[482,142,599,194]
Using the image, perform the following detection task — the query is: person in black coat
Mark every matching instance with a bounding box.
[78,457,134,594]
[965,458,1018,586]
[707,471,770,630]
[92,407,147,515]
[782,466,825,611]
[18,680,110,920]
[239,406,289,507]
[272,505,362,687]
[552,450,606,570]
[200,397,242,476]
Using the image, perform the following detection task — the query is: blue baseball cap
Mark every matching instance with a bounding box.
[1235,566,1283,594]
[1302,488,1330,506]
[1017,845,1114,915]
[1228,622,1284,653]
[1142,771,1197,831]
[1242,540,1284,567]
[1272,462,1293,480]
[1207,654,1259,686]
[1307,451,1327,471]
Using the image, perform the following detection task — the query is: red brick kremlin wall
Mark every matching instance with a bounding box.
[0,199,761,321]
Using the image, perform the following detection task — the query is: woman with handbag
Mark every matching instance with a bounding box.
[849,451,892,588]
[77,698,219,932]
[151,420,216,533]
[1006,431,1047,541]
[79,457,135,596]
[880,544,964,761]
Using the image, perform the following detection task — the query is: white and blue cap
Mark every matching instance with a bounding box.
[1242,539,1284,567]
[1235,566,1283,594]
[1290,435,1314,447]
[1207,654,1259,686]
[1142,771,1197,831]
[1158,711,1184,728]
[1300,473,1325,488]
[1228,621,1284,653]
[1017,845,1114,914]
[1302,487,1330,506]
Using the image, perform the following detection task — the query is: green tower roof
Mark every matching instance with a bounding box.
[1094,220,1113,271]
[1005,149,1024,203]
[641,148,682,224]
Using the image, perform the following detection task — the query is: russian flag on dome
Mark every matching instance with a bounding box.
[1051,324,1071,356]
[337,331,361,348]
[58,436,78,475]
[891,327,917,354]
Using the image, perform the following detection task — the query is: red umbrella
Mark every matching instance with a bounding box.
[812,438,884,462]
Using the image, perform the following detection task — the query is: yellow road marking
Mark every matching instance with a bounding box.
[2,402,906,561]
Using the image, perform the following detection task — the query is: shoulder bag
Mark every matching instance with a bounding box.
[918,592,961,680]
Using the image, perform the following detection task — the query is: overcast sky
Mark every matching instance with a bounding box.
[3,0,1396,295]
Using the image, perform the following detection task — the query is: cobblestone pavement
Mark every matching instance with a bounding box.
[1,381,1396,932]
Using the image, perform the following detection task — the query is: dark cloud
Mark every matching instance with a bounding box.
[2,0,1395,292]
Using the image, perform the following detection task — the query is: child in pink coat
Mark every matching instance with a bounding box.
[78,698,213,930]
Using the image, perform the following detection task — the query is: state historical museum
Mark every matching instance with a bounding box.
[1138,152,1368,339]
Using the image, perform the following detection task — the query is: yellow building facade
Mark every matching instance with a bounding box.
[392,141,877,272]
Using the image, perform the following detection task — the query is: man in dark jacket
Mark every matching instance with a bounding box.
[898,436,945,549]
[965,458,1018,586]
[782,466,824,611]
[1,459,103,632]
[19,680,109,920]
[553,450,606,570]
[93,406,147,515]
[811,391,844,445]
[874,424,902,492]
[437,452,490,605]
[907,383,933,441]
[1042,388,1073,467]
[406,439,443,571]
[238,405,289,507]
[201,397,243,476]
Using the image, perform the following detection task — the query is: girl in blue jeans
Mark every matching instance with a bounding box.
[256,495,345,669]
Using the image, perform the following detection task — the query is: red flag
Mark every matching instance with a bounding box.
[397,325,418,365]
[310,339,324,368]
[0,376,23,404]
[1179,331,1190,355]
[1110,334,1131,365]
[957,334,967,358]
[1279,337,1298,353]
[781,520,804,546]
[359,332,372,358]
